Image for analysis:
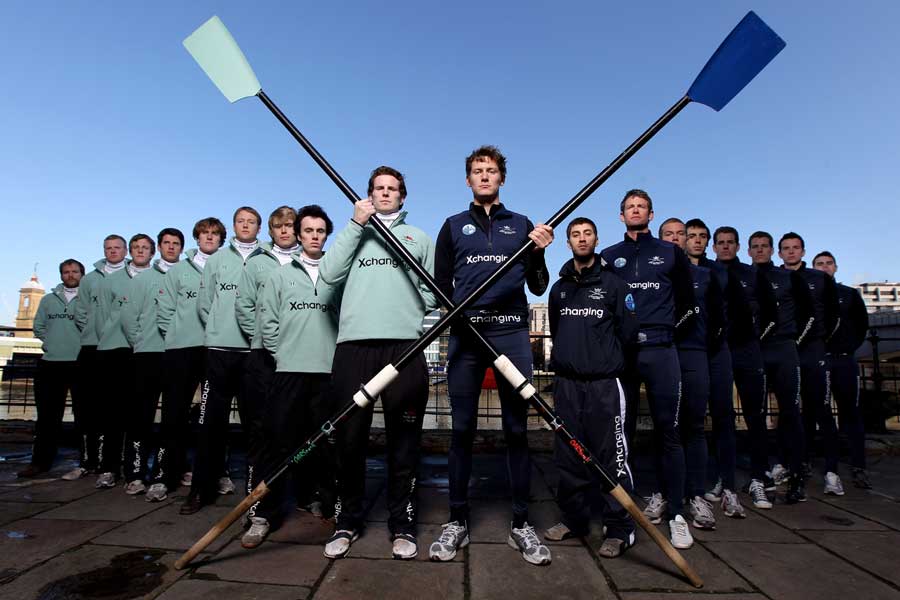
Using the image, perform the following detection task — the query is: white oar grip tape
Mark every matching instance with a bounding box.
[352,364,400,408]
[493,355,536,400]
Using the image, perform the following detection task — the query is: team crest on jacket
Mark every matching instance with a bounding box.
[462,224,476,235]
[648,256,664,266]
[614,257,626,268]
[498,225,516,235]
[625,293,635,311]
[403,235,416,244]
[588,287,605,300]
[560,292,567,299]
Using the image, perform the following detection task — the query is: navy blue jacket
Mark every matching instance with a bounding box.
[716,257,777,346]
[788,262,840,346]
[829,282,869,355]
[600,232,695,345]
[678,263,725,353]
[549,256,637,378]
[435,203,549,332]
[755,261,814,344]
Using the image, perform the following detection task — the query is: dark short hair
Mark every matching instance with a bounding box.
[103,234,126,247]
[295,204,334,236]
[465,145,507,181]
[157,228,185,248]
[193,217,227,246]
[749,231,774,248]
[129,233,156,255]
[813,250,836,266]
[566,216,597,238]
[367,165,408,200]
[620,189,653,213]
[657,217,684,238]
[233,206,262,226]
[713,226,739,245]
[779,231,805,250]
[59,259,85,275]
[685,218,710,238]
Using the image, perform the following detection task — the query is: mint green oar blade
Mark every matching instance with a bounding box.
[183,16,261,103]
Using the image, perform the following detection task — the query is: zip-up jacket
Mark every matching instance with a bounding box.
[716,257,777,346]
[319,212,437,344]
[74,259,111,346]
[158,249,205,350]
[600,232,695,345]
[756,261,815,344]
[788,262,840,346]
[97,263,139,351]
[121,259,170,354]
[549,256,637,379]
[236,243,281,350]
[678,263,725,353]
[435,203,549,333]
[33,284,81,361]
[259,255,342,373]
[198,239,262,349]
[829,282,869,355]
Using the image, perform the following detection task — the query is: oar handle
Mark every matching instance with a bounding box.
[608,485,704,588]
[174,481,271,570]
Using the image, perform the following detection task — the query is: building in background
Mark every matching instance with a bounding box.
[856,282,900,313]
[14,272,43,338]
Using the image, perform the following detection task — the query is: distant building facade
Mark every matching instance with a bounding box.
[15,273,44,338]
[855,282,900,313]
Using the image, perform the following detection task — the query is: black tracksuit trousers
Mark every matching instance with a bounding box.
[241,349,275,504]
[731,341,768,481]
[122,352,163,482]
[553,376,634,540]
[798,339,839,474]
[760,339,805,475]
[30,360,80,470]
[97,347,134,475]
[829,354,866,470]
[333,340,428,537]
[76,345,102,470]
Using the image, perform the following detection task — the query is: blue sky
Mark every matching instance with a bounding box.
[2,1,898,323]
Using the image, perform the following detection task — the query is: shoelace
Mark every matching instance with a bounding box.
[644,493,664,512]
[722,489,741,507]
[248,521,267,536]
[693,498,715,520]
[671,519,689,538]
[438,523,465,544]
[749,480,768,501]
[710,480,723,496]
[514,524,540,550]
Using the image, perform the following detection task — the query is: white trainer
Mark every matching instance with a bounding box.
[669,515,694,549]
[824,472,845,496]
[218,476,236,495]
[124,480,146,495]
[392,534,418,560]
[145,483,168,502]
[61,467,88,481]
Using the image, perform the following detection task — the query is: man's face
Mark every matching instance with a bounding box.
[778,237,805,267]
[714,232,739,261]
[748,236,774,264]
[686,226,710,259]
[619,196,653,230]
[370,175,403,214]
[159,234,183,263]
[813,255,837,277]
[197,228,222,255]
[234,210,260,243]
[104,238,126,264]
[130,238,154,268]
[659,221,686,250]
[567,223,598,259]
[270,218,297,250]
[466,158,503,201]
[60,264,82,288]
[299,216,328,258]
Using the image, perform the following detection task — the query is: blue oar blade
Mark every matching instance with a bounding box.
[687,11,786,112]
[183,16,261,103]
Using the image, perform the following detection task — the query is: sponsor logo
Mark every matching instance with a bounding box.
[186,290,198,299]
[559,307,604,319]
[808,283,816,290]
[614,257,626,268]
[462,224,476,235]
[637,332,647,343]
[289,301,332,313]
[771,282,780,290]
[560,292,567,299]
[468,313,522,325]
[498,225,516,235]
[625,293,635,311]
[47,313,75,320]
[588,287,605,300]
[466,254,508,265]
[569,439,590,463]
[628,281,661,290]
[198,380,210,425]
[740,280,748,288]
[357,257,409,270]
[614,416,627,478]
[648,255,665,266]
[218,283,238,292]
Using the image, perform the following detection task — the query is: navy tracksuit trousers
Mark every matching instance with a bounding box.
[708,343,737,490]
[829,354,866,470]
[761,340,805,475]
[678,349,709,499]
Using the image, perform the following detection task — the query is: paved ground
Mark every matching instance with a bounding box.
[1,435,900,600]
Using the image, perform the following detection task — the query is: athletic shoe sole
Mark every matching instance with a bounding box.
[429,535,469,562]
[506,536,551,566]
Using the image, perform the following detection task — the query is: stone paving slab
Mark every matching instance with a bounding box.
[38,485,169,521]
[814,493,900,530]
[196,538,328,588]
[469,542,616,600]
[466,498,570,543]
[706,540,900,600]
[156,578,306,599]
[619,594,766,600]
[802,530,900,587]
[690,509,806,543]
[315,557,464,600]
[92,502,243,553]
[365,485,450,525]
[0,543,187,599]
[0,518,118,576]
[0,500,59,525]
[747,497,889,531]
[0,476,99,503]
[267,509,334,545]
[596,527,753,593]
